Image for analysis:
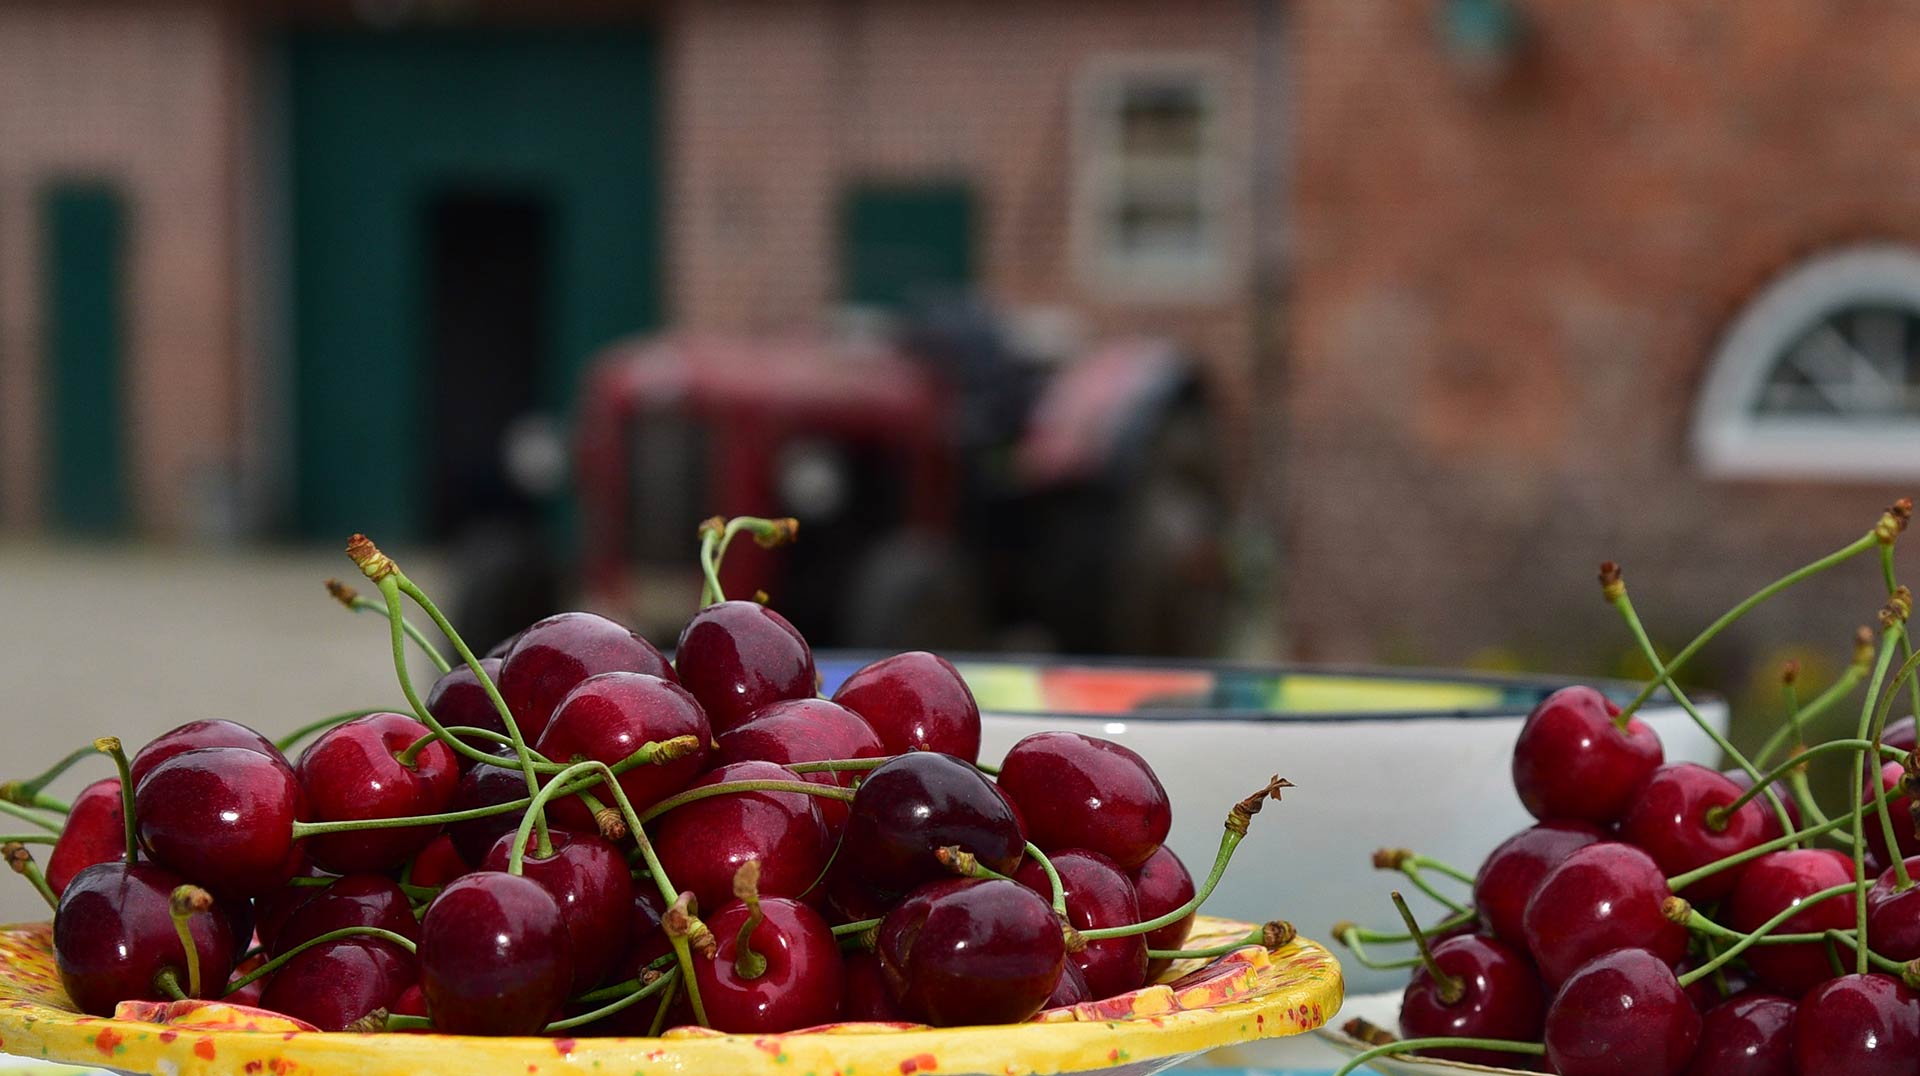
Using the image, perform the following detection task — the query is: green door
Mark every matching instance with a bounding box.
[841,183,975,309]
[288,30,662,542]
[42,184,129,534]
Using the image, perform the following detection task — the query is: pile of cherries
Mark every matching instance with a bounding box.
[0,519,1286,1040]
[1335,499,1920,1076]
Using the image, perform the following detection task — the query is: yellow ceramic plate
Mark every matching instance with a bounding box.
[0,917,1342,1076]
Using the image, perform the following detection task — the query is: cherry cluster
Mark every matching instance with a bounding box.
[1335,499,1920,1076]
[0,517,1289,1040]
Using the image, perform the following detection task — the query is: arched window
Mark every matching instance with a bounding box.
[1694,245,1920,479]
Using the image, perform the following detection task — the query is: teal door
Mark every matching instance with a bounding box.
[288,30,662,542]
[841,183,975,309]
[42,185,129,534]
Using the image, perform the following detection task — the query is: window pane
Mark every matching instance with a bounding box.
[1119,83,1206,158]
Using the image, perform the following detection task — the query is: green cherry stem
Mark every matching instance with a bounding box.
[730,861,769,980]
[544,967,678,1033]
[168,886,213,997]
[0,834,56,846]
[1333,1038,1545,1076]
[1754,631,1876,768]
[223,926,418,996]
[1676,883,1861,987]
[1333,907,1479,947]
[1667,813,1856,892]
[1374,850,1469,917]
[831,917,883,941]
[1708,739,1907,824]
[648,975,681,1037]
[0,744,97,813]
[634,779,855,827]
[153,968,189,1002]
[508,761,608,875]
[1146,923,1287,962]
[1330,923,1424,971]
[572,956,679,1004]
[272,709,395,754]
[1679,906,1913,977]
[1391,891,1463,1003]
[326,578,451,675]
[0,801,62,835]
[934,846,1014,883]
[697,516,799,607]
[1856,620,1907,957]
[3,843,58,911]
[1881,536,1920,726]
[1025,843,1067,918]
[95,737,137,865]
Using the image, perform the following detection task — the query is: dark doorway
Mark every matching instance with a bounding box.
[423,191,550,540]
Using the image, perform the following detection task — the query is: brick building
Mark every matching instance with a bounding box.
[2,1,1915,677]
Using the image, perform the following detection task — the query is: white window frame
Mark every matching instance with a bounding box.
[1694,244,1920,480]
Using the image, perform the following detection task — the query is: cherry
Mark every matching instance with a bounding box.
[1620,763,1768,903]
[651,761,832,915]
[128,718,286,790]
[54,862,237,1016]
[419,871,572,1036]
[1511,686,1663,825]
[45,777,125,896]
[675,600,816,734]
[693,895,844,1033]
[1723,768,1801,842]
[445,763,531,866]
[533,671,710,821]
[1013,849,1147,1000]
[1522,842,1687,987]
[1473,820,1607,944]
[1862,759,1920,867]
[258,938,417,1032]
[1728,848,1858,997]
[253,856,331,953]
[480,829,635,992]
[270,874,419,958]
[425,657,508,768]
[1043,960,1092,1010]
[1543,948,1700,1076]
[714,698,887,832]
[1398,934,1546,1067]
[840,753,1024,898]
[877,877,1065,1027]
[614,887,673,985]
[296,712,459,874]
[843,952,910,1022]
[1133,845,1197,981]
[499,611,675,741]
[1680,955,1753,1013]
[406,833,471,887]
[1684,993,1795,1076]
[135,746,303,898]
[997,732,1171,871]
[225,951,270,1008]
[1887,715,1917,754]
[1792,973,1920,1076]
[1868,857,1920,960]
[832,651,981,762]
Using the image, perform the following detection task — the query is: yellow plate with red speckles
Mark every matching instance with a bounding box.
[0,917,1340,1076]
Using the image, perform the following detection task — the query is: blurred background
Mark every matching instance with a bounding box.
[3,2,1920,918]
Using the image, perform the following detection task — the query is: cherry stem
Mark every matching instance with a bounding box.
[1024,843,1068,917]
[1755,638,1873,767]
[1682,907,1912,976]
[634,778,855,827]
[934,845,1014,882]
[697,516,798,607]
[95,737,137,865]
[1332,907,1478,947]
[223,926,418,996]
[663,896,711,1028]
[168,885,212,997]
[1667,812,1854,891]
[382,1014,433,1032]
[544,967,678,1033]
[1334,1038,1543,1076]
[2,843,58,911]
[327,579,451,675]
[571,955,679,1004]
[1381,855,1469,917]
[1881,544,1920,732]
[731,860,769,980]
[1856,623,1907,959]
[1709,738,1907,824]
[271,708,394,754]
[830,917,883,941]
[153,967,188,1002]
[0,834,55,846]
[508,760,606,874]
[1390,891,1463,1004]
[1676,882,1859,987]
[1330,924,1423,970]
[1,744,96,812]
[648,975,681,1036]
[0,801,61,835]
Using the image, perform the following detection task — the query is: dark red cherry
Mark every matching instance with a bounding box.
[135,746,303,898]
[1792,973,1920,1076]
[258,938,417,1032]
[877,877,1065,1027]
[1620,762,1769,903]
[1544,948,1700,1076]
[1399,934,1547,1067]
[822,858,897,925]
[1133,845,1197,980]
[997,732,1171,871]
[1679,954,1753,1013]
[675,600,816,735]
[843,951,910,1022]
[419,871,572,1036]
[1887,716,1918,754]
[715,698,887,832]
[1473,820,1607,944]
[45,778,125,896]
[613,886,673,984]
[54,862,237,1016]
[1722,769,1801,842]
[1014,849,1147,1000]
[445,763,531,866]
[225,951,269,1008]
[499,611,675,741]
[533,671,710,822]
[693,896,844,1033]
[253,855,331,953]
[1511,686,1663,825]
[1862,760,1920,867]
[651,761,832,914]
[480,828,634,992]
[271,874,419,958]
[832,651,980,762]
[1868,857,1920,961]
[1684,993,1794,1076]
[1729,848,1857,997]
[129,718,286,790]
[406,833,470,887]
[425,657,508,768]
[1043,960,1093,1010]
[841,752,1024,898]
[296,712,459,874]
[1522,842,1687,987]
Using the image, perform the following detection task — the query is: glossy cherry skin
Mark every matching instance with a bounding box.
[1729,848,1858,997]
[841,752,1025,898]
[1133,845,1196,981]
[1399,934,1547,1067]
[1862,760,1920,867]
[1014,849,1147,1000]
[225,951,269,1008]
[533,671,711,823]
[1473,820,1607,944]
[693,896,844,1033]
[480,828,634,992]
[419,871,572,1036]
[45,777,126,896]
[1620,763,1769,903]
[832,651,981,761]
[675,600,816,734]
[1511,686,1663,825]
[842,952,911,1021]
[1867,856,1920,961]
[129,718,286,789]
[259,938,417,1032]
[1723,769,1802,842]
[651,761,832,915]
[1522,842,1687,987]
[877,877,1066,1027]
[715,698,887,832]
[135,746,303,898]
[615,886,673,981]
[54,862,237,1016]
[1792,973,1920,1076]
[1683,993,1795,1076]
[296,712,460,874]
[499,611,675,741]
[270,873,420,957]
[406,833,470,887]
[997,732,1171,871]
[425,657,508,768]
[1679,955,1753,1013]
[445,763,531,866]
[1043,960,1093,1009]
[1544,948,1700,1076]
